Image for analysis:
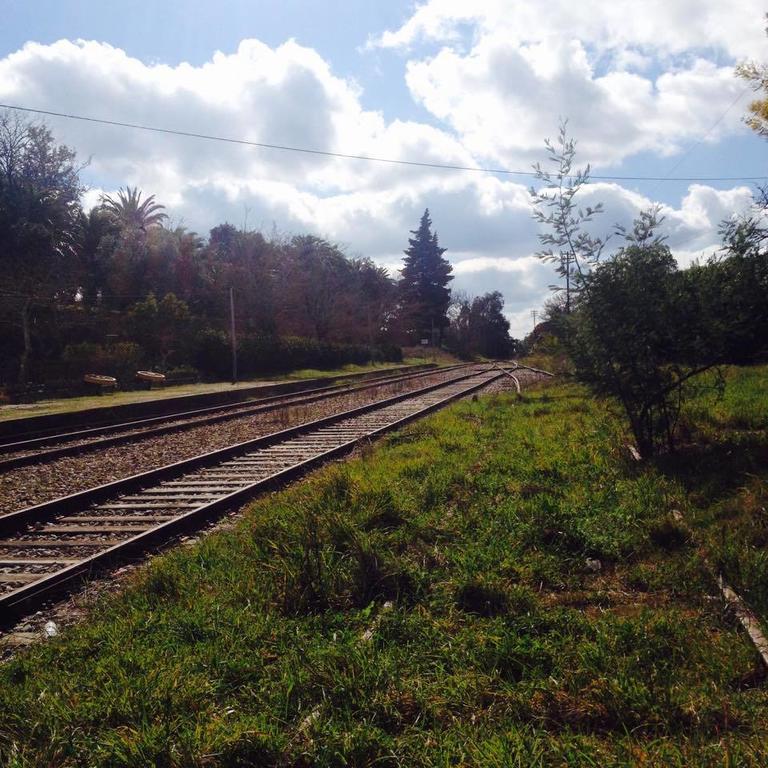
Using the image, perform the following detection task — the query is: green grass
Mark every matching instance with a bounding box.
[682,366,768,432]
[1,376,767,766]
[0,361,424,423]
[668,364,768,621]
[261,358,431,381]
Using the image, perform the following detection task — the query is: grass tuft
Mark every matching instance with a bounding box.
[648,516,689,551]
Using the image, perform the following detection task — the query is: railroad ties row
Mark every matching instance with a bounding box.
[0,367,504,622]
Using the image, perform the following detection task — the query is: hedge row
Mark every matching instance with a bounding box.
[194,331,402,378]
[8,334,403,401]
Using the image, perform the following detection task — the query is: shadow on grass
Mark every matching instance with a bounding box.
[655,433,768,503]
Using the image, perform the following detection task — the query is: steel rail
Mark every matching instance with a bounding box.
[0,365,486,534]
[0,367,503,624]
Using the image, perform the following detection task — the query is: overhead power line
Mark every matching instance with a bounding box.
[0,102,765,183]
[646,85,754,198]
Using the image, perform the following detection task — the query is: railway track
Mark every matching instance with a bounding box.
[0,365,503,625]
[0,363,441,447]
[0,364,470,471]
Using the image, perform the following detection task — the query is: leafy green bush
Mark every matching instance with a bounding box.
[163,365,200,384]
[194,330,402,378]
[192,329,230,379]
[61,341,145,386]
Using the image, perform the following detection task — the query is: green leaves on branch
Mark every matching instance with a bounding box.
[568,214,768,457]
[530,121,606,312]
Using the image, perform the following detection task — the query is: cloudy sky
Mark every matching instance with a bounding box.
[1,0,766,336]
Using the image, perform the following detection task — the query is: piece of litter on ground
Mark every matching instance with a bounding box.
[43,620,58,637]
[585,558,602,573]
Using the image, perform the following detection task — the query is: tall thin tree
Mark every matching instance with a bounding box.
[529,122,605,312]
[399,209,453,343]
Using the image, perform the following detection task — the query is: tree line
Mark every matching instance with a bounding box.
[0,112,516,394]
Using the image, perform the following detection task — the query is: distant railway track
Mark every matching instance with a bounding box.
[0,364,469,471]
[0,365,505,625]
[0,363,444,447]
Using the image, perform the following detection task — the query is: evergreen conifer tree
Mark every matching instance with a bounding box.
[399,209,453,343]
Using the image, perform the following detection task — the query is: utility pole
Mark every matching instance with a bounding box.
[531,309,538,331]
[431,317,437,361]
[229,287,238,385]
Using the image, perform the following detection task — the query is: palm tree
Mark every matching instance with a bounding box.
[101,186,167,232]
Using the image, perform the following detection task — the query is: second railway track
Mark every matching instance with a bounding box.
[0,365,505,625]
[0,364,470,470]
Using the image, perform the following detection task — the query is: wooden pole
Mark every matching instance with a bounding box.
[229,287,238,385]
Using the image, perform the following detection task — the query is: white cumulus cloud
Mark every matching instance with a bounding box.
[375,1,763,169]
